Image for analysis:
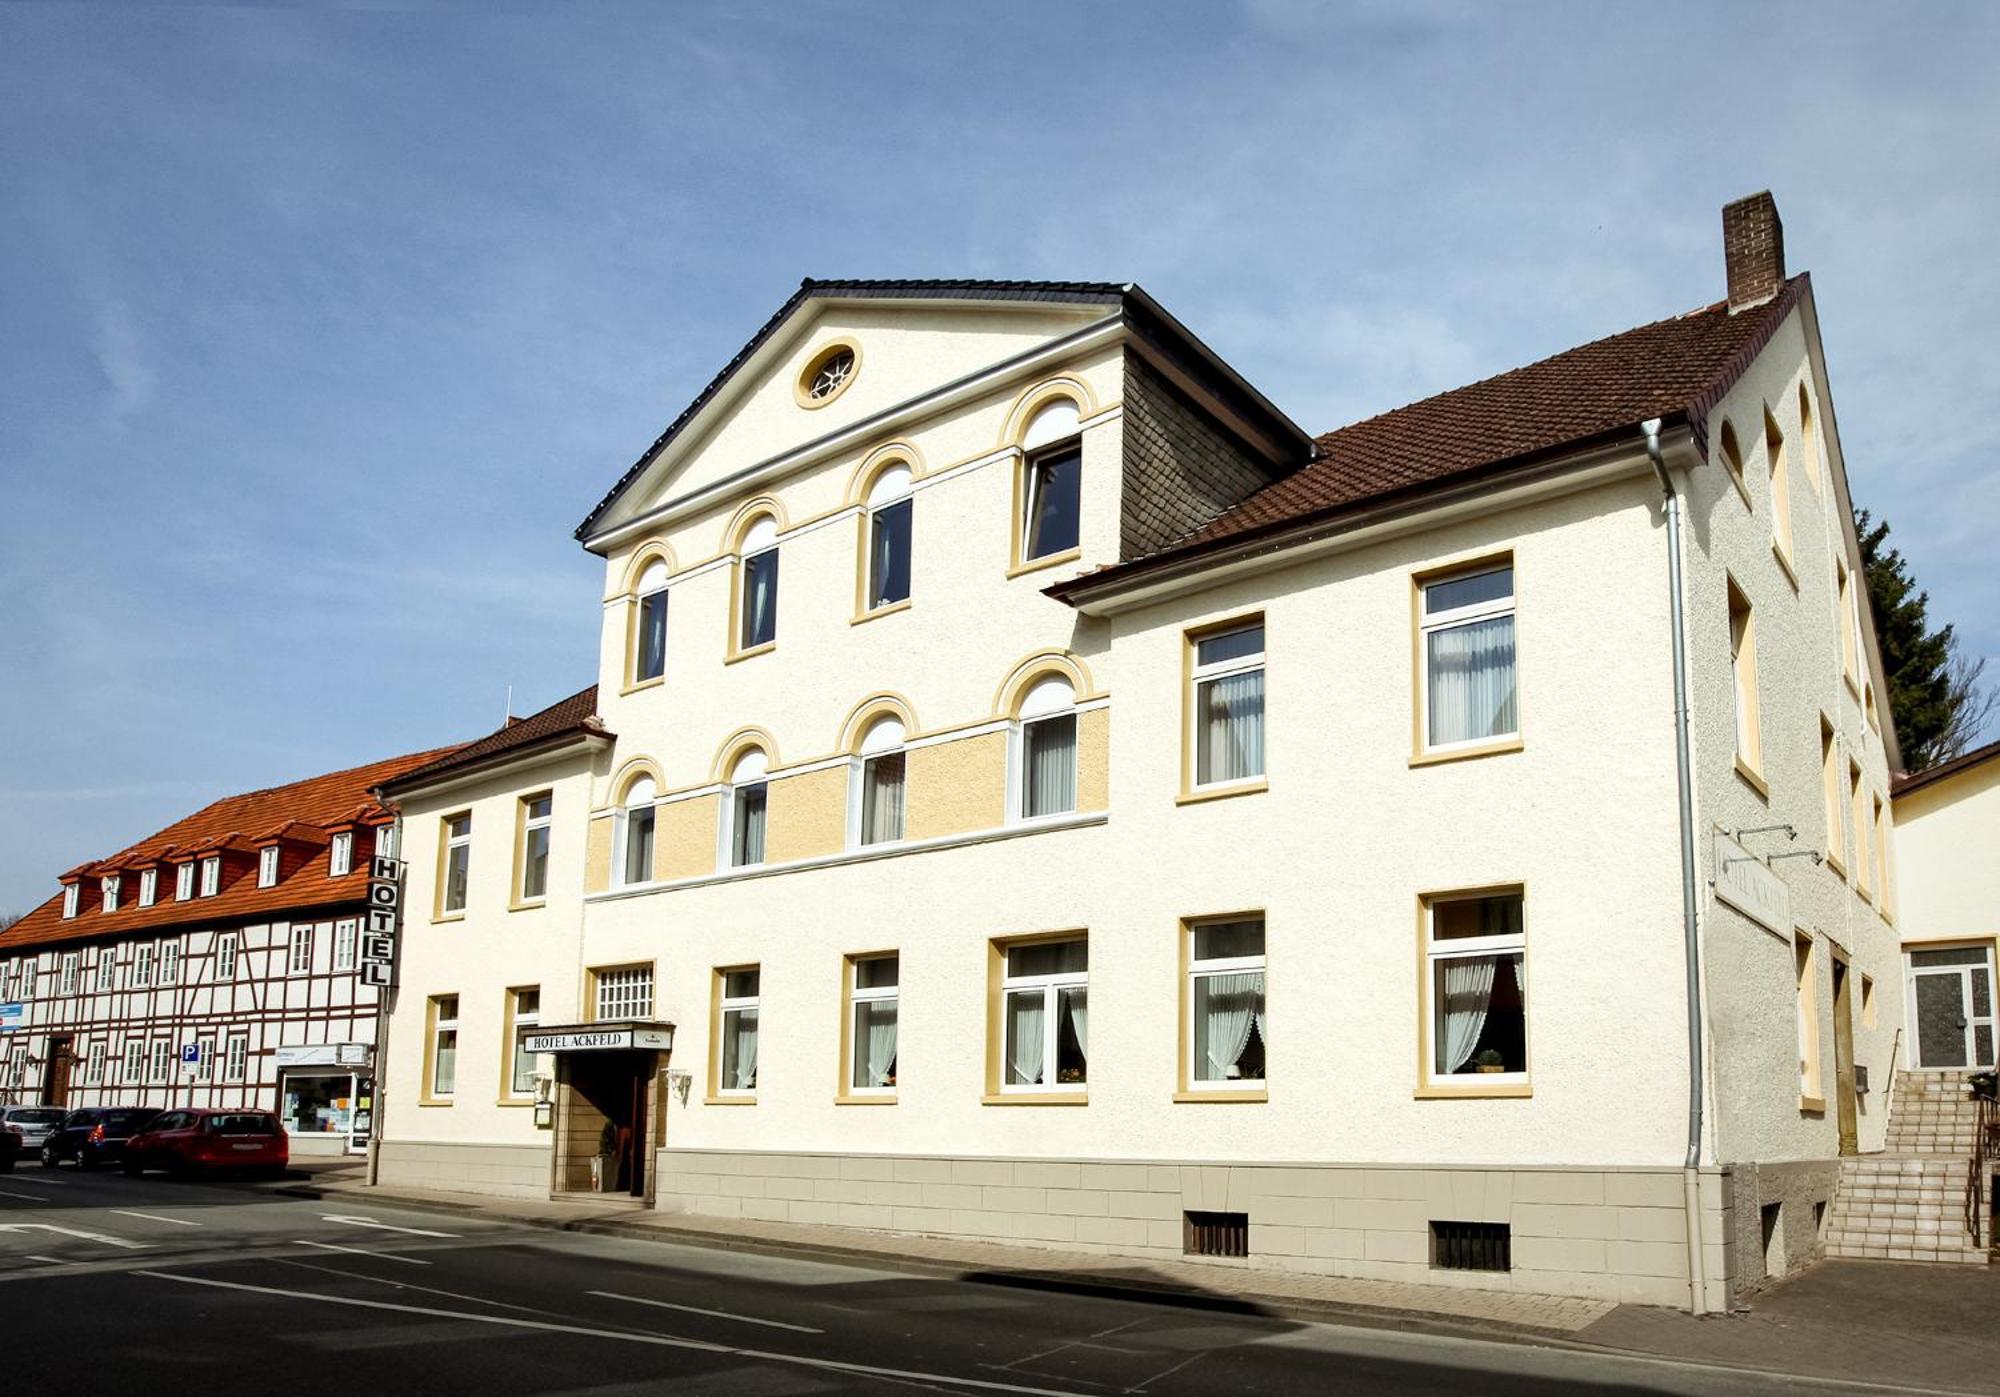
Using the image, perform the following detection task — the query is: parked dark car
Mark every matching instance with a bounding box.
[40,1106,160,1169]
[122,1108,288,1178]
[0,1122,18,1173]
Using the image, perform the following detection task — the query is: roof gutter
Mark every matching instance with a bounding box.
[375,728,611,803]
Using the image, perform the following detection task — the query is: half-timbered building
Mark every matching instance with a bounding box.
[0,746,455,1156]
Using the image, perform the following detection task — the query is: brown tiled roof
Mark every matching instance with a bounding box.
[1893,737,2000,799]
[1054,276,1807,598]
[1,745,461,952]
[381,686,606,791]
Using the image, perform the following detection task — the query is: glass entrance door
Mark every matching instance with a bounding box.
[1908,946,1997,1069]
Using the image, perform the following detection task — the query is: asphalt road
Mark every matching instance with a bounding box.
[0,1163,1956,1395]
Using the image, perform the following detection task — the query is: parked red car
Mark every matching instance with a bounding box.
[121,1108,289,1178]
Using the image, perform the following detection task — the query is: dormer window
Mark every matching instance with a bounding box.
[330,831,353,877]
[258,846,280,888]
[374,823,398,862]
[199,855,221,897]
[139,868,158,907]
[633,560,669,684]
[101,875,120,914]
[175,862,195,901]
[737,516,780,653]
[61,884,79,919]
[1019,400,1082,566]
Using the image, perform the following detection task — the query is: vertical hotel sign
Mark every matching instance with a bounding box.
[362,854,405,988]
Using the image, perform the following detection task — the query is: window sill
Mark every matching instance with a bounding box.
[1733,756,1770,800]
[1176,778,1267,806]
[1410,736,1523,768]
[1173,1089,1267,1103]
[851,599,911,626]
[417,1097,454,1108]
[703,1095,756,1106]
[834,1095,897,1106]
[1825,853,1846,879]
[1726,466,1752,511]
[1844,673,1862,702]
[1006,547,1081,580]
[507,898,548,914]
[1799,1095,1827,1115]
[724,641,777,666]
[981,1092,1087,1106]
[1856,884,1875,906]
[1772,540,1800,591]
[1414,1083,1532,1100]
[620,675,666,697]
[431,911,467,925]
[496,1097,536,1108]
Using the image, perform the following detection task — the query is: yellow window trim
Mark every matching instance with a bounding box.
[1772,539,1799,591]
[794,336,862,410]
[708,962,758,1102]
[1409,550,1519,763]
[1174,779,1268,806]
[1177,909,1267,1098]
[498,984,538,1105]
[1415,884,1530,1096]
[1172,1090,1268,1104]
[980,1093,1087,1107]
[1734,755,1771,800]
[985,927,1088,1099]
[850,598,912,627]
[837,948,899,1103]
[419,993,456,1107]
[1409,737,1523,769]
[1180,612,1265,800]
[724,639,776,666]
[1414,1084,1534,1101]
[1005,546,1081,580]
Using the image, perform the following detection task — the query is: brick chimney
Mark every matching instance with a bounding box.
[1722,192,1785,312]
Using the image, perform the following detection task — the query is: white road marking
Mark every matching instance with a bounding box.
[321,1213,457,1238]
[0,1189,52,1202]
[25,1255,65,1265]
[275,1257,552,1314]
[0,1223,147,1250]
[588,1289,825,1334]
[112,1210,202,1228]
[142,1271,1102,1397]
[293,1239,428,1266]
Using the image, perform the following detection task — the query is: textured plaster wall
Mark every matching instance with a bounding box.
[1680,308,1901,1165]
[1076,707,1111,813]
[904,733,1008,840]
[1895,762,2000,944]
[656,795,722,881]
[764,766,848,864]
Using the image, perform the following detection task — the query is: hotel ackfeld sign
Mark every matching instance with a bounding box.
[361,855,405,989]
[523,1027,674,1054]
[1712,828,1792,939]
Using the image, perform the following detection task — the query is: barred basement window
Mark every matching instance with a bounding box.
[1183,1210,1249,1258]
[1431,1220,1511,1272]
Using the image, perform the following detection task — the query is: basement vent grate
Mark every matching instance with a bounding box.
[1431,1220,1511,1272]
[1183,1210,1249,1258]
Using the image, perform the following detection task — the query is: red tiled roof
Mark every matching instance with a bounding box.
[2,745,461,952]
[1893,737,2000,799]
[382,686,606,791]
[1054,277,1807,598]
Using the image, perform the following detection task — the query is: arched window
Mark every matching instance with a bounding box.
[723,748,769,868]
[616,776,656,887]
[850,716,907,847]
[633,559,669,683]
[737,516,780,652]
[864,465,913,612]
[1019,400,1082,564]
[1013,675,1078,820]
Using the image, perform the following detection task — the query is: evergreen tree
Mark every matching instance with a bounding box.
[1855,508,1994,769]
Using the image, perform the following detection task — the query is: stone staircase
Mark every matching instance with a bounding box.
[1823,1070,1990,1264]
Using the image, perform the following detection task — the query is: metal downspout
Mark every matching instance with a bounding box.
[1644,418,1711,1314]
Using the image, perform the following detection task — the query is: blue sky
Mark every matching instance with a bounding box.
[3,1,1996,913]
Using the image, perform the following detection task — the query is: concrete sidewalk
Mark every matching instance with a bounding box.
[277,1164,1999,1393]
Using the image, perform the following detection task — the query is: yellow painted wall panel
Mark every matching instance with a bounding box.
[906,731,1007,840]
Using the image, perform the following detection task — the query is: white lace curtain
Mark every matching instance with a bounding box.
[1007,994,1045,1085]
[860,1003,897,1088]
[725,1009,759,1090]
[862,753,905,844]
[1198,673,1264,783]
[1024,715,1077,817]
[1197,971,1263,1079]
[1437,954,1524,1073]
[1428,616,1517,746]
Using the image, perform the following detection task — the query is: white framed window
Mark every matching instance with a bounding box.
[147,1037,173,1084]
[595,964,654,1022]
[849,718,907,848]
[738,516,780,651]
[198,1034,217,1083]
[62,884,79,919]
[723,750,769,869]
[374,823,398,861]
[429,996,459,1098]
[441,813,471,914]
[1012,677,1078,820]
[1020,400,1082,563]
[847,954,898,1094]
[122,1039,145,1084]
[288,924,315,976]
[215,933,237,981]
[330,831,354,877]
[716,966,760,1096]
[1001,938,1087,1092]
[1422,891,1528,1087]
[60,954,79,997]
[6,1045,23,1090]
[132,943,155,990]
[519,793,553,901]
[96,950,116,993]
[616,779,657,888]
[101,875,120,913]
[1188,620,1265,790]
[85,1041,106,1086]
[1419,561,1518,752]
[139,867,158,907]
[175,862,195,902]
[864,465,913,611]
[634,560,669,682]
[333,919,358,972]
[224,1033,248,1083]
[509,987,541,1096]
[199,855,221,897]
[18,962,34,1001]
[1796,934,1822,1101]
[159,940,179,985]
[258,845,280,888]
[1186,917,1266,1090]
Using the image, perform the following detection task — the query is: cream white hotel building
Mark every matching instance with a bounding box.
[375,193,1906,1310]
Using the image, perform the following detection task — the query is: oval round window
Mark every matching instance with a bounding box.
[800,343,857,405]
